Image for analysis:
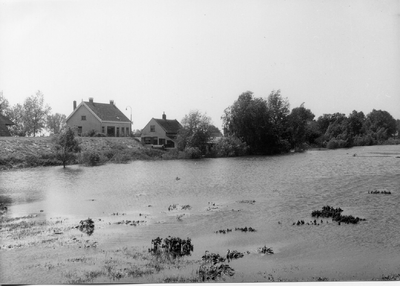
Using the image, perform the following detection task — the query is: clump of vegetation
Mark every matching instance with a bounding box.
[213,135,249,157]
[226,249,244,261]
[183,147,202,159]
[311,205,343,218]
[148,236,193,258]
[311,205,366,224]
[215,228,233,234]
[369,190,392,194]
[78,151,104,166]
[258,246,274,254]
[198,251,235,281]
[237,199,256,204]
[326,138,349,149]
[76,218,95,236]
[235,226,256,232]
[81,129,106,137]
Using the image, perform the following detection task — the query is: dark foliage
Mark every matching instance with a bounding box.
[311,205,366,224]
[76,218,95,236]
[148,236,193,258]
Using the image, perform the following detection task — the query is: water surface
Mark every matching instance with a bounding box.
[1,145,400,281]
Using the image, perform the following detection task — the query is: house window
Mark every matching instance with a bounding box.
[102,126,105,134]
[150,125,155,132]
[121,128,125,136]
[152,137,158,145]
[144,137,152,144]
[81,115,86,121]
[78,126,82,135]
[126,127,129,136]
[159,138,165,145]
[116,127,120,137]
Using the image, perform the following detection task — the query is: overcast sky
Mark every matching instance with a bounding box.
[1,0,399,130]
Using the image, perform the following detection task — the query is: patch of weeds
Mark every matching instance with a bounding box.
[237,200,256,204]
[76,218,95,235]
[149,236,193,258]
[125,265,154,278]
[198,251,235,281]
[163,275,201,283]
[235,226,256,232]
[311,205,366,224]
[258,246,274,254]
[380,274,400,281]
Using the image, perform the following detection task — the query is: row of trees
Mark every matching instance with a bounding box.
[177,90,399,156]
[0,91,66,136]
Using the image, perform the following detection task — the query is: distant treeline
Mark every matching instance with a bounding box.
[220,90,400,155]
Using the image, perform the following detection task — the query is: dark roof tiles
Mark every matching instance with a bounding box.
[154,118,182,133]
[84,101,130,122]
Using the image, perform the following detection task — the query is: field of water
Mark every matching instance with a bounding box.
[1,145,400,281]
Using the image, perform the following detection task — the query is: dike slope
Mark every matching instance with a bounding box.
[0,136,146,170]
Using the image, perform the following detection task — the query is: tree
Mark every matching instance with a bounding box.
[0,91,10,116]
[287,104,315,149]
[396,119,400,139]
[46,113,66,135]
[5,103,26,136]
[222,91,272,154]
[365,109,397,139]
[54,126,81,168]
[23,91,51,137]
[178,110,212,153]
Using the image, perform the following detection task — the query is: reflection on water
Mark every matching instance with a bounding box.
[1,145,400,280]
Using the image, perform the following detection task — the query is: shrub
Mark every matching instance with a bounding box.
[79,151,102,166]
[110,151,132,163]
[184,147,202,159]
[326,138,348,149]
[213,136,248,157]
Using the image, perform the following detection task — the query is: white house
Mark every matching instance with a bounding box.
[66,98,131,136]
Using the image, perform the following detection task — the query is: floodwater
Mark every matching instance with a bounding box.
[1,145,400,281]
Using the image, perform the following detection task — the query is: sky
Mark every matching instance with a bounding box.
[0,0,399,131]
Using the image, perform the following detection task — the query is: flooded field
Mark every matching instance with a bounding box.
[1,145,400,282]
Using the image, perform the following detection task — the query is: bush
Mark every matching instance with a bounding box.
[213,136,248,157]
[353,134,375,146]
[81,129,107,137]
[79,151,103,166]
[184,147,202,159]
[326,138,348,149]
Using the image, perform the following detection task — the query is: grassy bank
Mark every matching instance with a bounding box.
[0,136,187,170]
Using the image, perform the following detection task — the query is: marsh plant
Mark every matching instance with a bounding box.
[148,236,193,259]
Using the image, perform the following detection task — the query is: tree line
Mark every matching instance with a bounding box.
[178,90,400,156]
[1,90,399,156]
[0,91,66,136]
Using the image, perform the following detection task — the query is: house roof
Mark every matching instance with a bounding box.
[83,101,130,122]
[154,118,182,133]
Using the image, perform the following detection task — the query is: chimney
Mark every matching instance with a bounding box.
[110,100,114,105]
[89,97,94,103]
[162,112,166,120]
[73,100,77,110]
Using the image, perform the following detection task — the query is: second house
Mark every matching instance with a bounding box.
[141,113,182,149]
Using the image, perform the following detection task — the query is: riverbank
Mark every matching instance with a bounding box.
[0,136,184,170]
